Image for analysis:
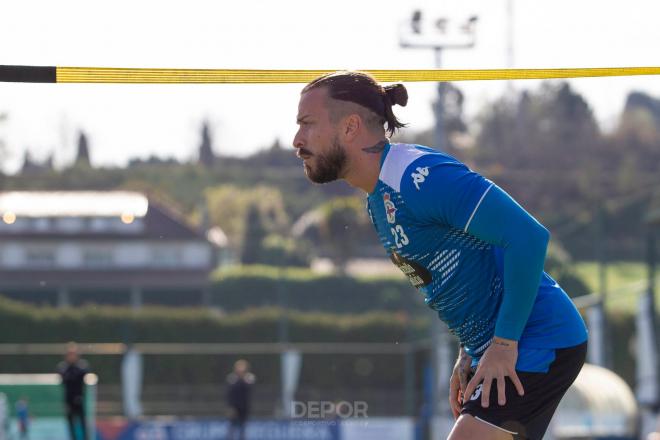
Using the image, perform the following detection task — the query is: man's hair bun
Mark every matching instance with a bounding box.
[384,83,408,107]
[303,71,408,136]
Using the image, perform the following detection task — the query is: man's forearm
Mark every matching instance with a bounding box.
[456,344,473,398]
[465,185,549,341]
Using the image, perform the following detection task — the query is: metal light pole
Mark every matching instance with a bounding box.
[639,205,660,437]
[400,11,477,151]
[587,202,608,367]
[399,11,477,440]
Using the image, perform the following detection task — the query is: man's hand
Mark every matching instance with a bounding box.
[463,337,524,408]
[449,346,472,419]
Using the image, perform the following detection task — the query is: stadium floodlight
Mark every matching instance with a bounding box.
[435,18,448,34]
[411,10,422,34]
[461,16,478,34]
[399,13,477,50]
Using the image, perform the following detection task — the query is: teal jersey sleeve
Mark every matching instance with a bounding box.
[401,155,550,341]
[467,185,550,340]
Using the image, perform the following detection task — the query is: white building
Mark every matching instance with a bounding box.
[0,191,226,307]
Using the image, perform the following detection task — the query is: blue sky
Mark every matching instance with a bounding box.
[1,0,660,172]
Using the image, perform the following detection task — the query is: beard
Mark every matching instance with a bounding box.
[304,136,348,184]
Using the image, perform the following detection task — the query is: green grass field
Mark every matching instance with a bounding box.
[573,261,659,313]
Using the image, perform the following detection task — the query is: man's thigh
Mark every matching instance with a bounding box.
[448,414,513,440]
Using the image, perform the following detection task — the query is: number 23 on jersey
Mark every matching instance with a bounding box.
[391,224,409,248]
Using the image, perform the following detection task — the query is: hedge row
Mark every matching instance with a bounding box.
[0,294,645,390]
[0,295,429,385]
[0,295,431,344]
[208,265,426,313]
[2,266,426,313]
[3,265,588,313]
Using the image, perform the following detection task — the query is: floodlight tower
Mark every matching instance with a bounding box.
[399,11,477,439]
[399,10,477,151]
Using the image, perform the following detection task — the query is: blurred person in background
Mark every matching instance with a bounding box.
[14,396,29,440]
[226,359,255,440]
[293,71,588,440]
[57,342,90,440]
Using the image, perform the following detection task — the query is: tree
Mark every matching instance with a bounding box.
[0,113,7,162]
[198,121,216,167]
[544,242,590,298]
[0,112,7,182]
[204,185,289,250]
[477,82,599,167]
[473,81,660,259]
[20,150,53,175]
[239,202,310,266]
[610,92,660,175]
[241,204,267,264]
[317,197,374,273]
[75,131,91,167]
[475,82,602,213]
[248,137,300,168]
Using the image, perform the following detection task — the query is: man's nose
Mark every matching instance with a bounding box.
[292,131,304,149]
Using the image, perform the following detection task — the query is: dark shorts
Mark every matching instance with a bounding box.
[460,341,587,440]
[65,401,85,416]
[230,408,248,426]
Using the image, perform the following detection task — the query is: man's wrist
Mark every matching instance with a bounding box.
[458,344,471,360]
[492,336,518,348]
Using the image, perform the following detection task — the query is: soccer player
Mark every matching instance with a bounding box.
[292,71,588,440]
[226,359,256,440]
[57,342,90,440]
[15,396,30,440]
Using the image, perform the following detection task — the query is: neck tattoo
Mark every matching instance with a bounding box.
[361,140,388,154]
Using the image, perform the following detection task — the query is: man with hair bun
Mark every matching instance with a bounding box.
[293,71,587,440]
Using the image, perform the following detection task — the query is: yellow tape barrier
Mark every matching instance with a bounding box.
[56,67,660,84]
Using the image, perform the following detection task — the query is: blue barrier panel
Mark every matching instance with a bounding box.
[110,419,338,440]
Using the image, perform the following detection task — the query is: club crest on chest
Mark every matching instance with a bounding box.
[383,192,397,224]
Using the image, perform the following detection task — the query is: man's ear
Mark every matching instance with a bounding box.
[343,114,361,141]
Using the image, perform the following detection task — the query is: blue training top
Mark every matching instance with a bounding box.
[366,143,588,372]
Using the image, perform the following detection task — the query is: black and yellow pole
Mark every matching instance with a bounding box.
[0,65,56,83]
[3,65,660,84]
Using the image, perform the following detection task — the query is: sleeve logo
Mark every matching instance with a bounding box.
[411,167,430,190]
